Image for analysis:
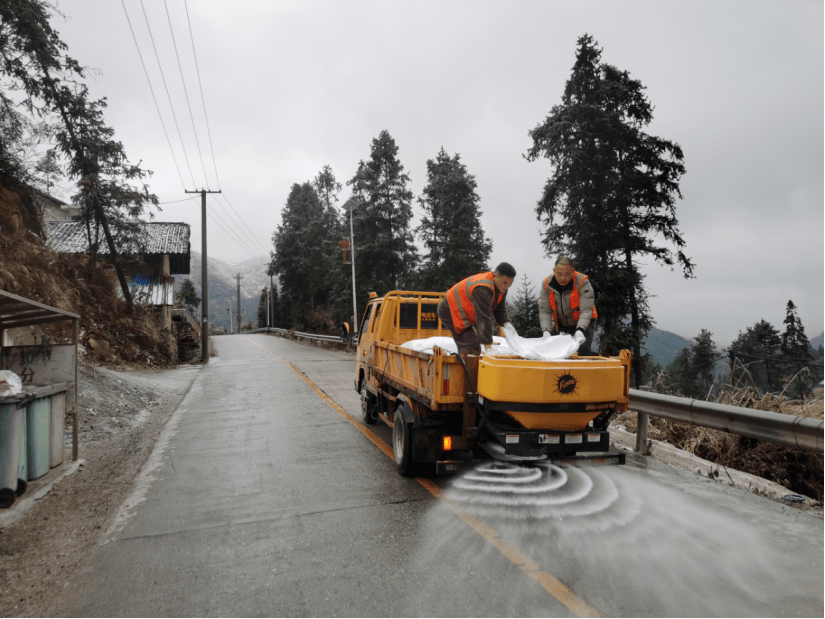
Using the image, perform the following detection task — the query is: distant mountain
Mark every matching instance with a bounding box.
[641,328,693,368]
[175,252,273,331]
[810,332,823,351]
[591,326,691,367]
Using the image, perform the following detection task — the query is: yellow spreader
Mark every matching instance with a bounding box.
[477,351,631,431]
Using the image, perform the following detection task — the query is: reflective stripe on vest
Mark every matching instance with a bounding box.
[446,272,501,335]
[543,271,598,328]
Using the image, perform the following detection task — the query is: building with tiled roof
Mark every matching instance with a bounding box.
[46,221,191,331]
[46,221,190,274]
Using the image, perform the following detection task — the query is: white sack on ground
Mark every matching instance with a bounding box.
[400,333,578,361]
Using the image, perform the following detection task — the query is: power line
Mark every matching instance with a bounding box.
[163,0,210,189]
[139,0,197,188]
[205,197,264,260]
[207,194,269,256]
[158,197,194,204]
[182,196,260,261]
[217,193,271,255]
[184,0,221,189]
[121,0,186,190]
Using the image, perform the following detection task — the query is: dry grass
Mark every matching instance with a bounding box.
[614,364,824,501]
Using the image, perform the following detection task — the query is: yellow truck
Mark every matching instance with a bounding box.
[354,290,631,476]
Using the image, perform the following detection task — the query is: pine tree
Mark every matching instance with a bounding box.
[257,289,267,328]
[508,275,542,338]
[347,130,418,301]
[728,320,782,392]
[271,183,336,327]
[269,284,280,328]
[780,300,813,397]
[179,279,200,314]
[416,147,492,290]
[525,34,694,388]
[313,166,353,324]
[691,329,719,397]
[662,330,718,398]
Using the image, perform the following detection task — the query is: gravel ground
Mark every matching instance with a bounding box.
[0,360,200,618]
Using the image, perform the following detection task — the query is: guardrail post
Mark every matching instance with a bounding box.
[635,385,652,455]
[635,412,649,454]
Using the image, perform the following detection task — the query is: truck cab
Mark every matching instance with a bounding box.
[355,291,446,422]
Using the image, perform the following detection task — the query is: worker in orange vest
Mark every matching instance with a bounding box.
[437,263,517,356]
[539,256,597,356]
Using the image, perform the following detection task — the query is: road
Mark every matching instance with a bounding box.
[66,334,823,617]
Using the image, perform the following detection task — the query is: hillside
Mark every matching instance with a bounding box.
[175,251,272,331]
[642,328,693,368]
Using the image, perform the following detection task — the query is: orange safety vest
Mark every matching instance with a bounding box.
[543,271,598,328]
[445,272,503,335]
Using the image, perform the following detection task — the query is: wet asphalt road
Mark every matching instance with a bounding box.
[67,334,823,617]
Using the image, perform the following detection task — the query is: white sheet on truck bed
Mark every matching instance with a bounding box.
[400,331,579,361]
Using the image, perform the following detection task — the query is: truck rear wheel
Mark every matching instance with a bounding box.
[393,405,416,477]
[360,382,378,425]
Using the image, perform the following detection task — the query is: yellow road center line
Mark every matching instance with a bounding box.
[247,337,603,618]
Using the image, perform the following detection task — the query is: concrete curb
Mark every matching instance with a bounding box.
[609,427,821,508]
[0,459,86,529]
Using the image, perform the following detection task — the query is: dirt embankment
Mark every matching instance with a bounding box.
[0,361,198,618]
[0,183,180,367]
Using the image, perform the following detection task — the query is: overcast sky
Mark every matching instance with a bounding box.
[51,0,823,345]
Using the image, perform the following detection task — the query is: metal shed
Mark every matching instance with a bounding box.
[0,290,80,461]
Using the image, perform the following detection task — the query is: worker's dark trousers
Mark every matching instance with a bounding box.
[557,321,597,356]
[437,299,480,356]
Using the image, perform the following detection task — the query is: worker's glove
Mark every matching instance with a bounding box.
[542,330,553,341]
[502,322,518,338]
[573,330,586,347]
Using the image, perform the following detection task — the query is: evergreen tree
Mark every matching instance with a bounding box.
[257,289,267,328]
[416,147,493,290]
[508,275,542,338]
[347,130,418,301]
[728,320,782,392]
[661,330,718,398]
[691,329,719,397]
[780,300,813,397]
[313,166,353,324]
[525,34,694,388]
[663,347,696,396]
[271,183,336,327]
[268,283,280,328]
[179,279,200,314]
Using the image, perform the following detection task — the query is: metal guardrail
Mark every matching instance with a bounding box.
[246,327,350,343]
[629,388,824,454]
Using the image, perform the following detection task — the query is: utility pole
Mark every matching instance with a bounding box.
[227,303,233,334]
[264,288,270,330]
[185,188,221,361]
[342,197,362,335]
[269,273,274,328]
[236,273,243,334]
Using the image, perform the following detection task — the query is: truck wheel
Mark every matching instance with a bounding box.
[393,407,416,477]
[360,382,378,425]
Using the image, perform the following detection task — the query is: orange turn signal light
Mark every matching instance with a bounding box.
[443,436,452,451]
